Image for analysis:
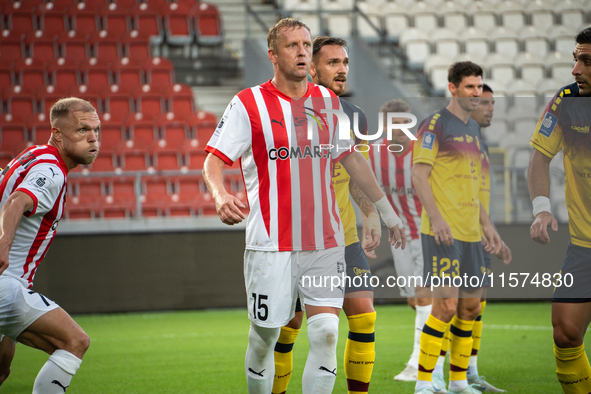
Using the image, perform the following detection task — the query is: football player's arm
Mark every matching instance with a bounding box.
[528,148,557,245]
[340,151,406,249]
[412,162,453,246]
[0,191,35,274]
[480,204,501,255]
[349,179,380,253]
[203,154,246,225]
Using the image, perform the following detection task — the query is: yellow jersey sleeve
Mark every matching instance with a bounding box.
[413,113,441,166]
[530,91,565,158]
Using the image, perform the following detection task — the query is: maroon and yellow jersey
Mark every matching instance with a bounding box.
[530,82,591,248]
[414,108,482,242]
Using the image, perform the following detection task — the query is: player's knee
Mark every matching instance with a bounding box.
[66,331,90,358]
[249,324,280,356]
[553,322,584,348]
[458,302,481,321]
[0,367,10,386]
[307,313,339,349]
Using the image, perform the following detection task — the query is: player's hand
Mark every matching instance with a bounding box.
[482,224,502,255]
[432,217,453,246]
[389,225,407,250]
[530,211,558,245]
[213,192,246,225]
[495,241,512,265]
[364,248,377,259]
[362,212,381,253]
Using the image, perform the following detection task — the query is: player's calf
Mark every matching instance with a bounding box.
[303,313,339,394]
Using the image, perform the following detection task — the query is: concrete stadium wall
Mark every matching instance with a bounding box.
[33,225,571,314]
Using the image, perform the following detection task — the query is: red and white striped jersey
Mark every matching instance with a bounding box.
[369,139,422,240]
[206,80,355,252]
[0,145,68,288]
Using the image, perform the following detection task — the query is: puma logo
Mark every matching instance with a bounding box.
[52,380,69,392]
[50,168,57,178]
[271,118,285,129]
[319,366,337,376]
[248,368,265,377]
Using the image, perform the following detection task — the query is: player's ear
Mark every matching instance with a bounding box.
[268,48,278,64]
[448,82,456,96]
[309,62,317,78]
[51,126,63,142]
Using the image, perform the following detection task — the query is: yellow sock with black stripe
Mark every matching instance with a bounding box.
[449,316,475,384]
[416,314,450,388]
[272,327,300,394]
[554,342,591,394]
[467,301,486,378]
[434,325,450,375]
[345,312,376,394]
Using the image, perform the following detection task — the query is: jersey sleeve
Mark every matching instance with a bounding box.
[331,100,356,162]
[530,90,564,158]
[15,163,65,217]
[413,114,441,166]
[205,96,252,165]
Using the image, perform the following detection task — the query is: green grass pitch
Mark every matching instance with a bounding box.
[2,302,582,393]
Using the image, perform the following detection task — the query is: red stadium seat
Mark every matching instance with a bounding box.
[0,39,25,64]
[69,9,101,37]
[126,120,158,150]
[103,176,136,218]
[28,118,52,146]
[46,60,81,91]
[142,176,173,216]
[112,62,144,94]
[5,11,37,36]
[56,31,90,61]
[81,62,114,93]
[185,150,207,170]
[38,0,76,13]
[99,5,131,35]
[164,3,193,47]
[0,64,14,89]
[37,10,69,36]
[134,91,164,121]
[25,32,59,62]
[13,59,48,93]
[171,177,215,216]
[66,178,106,219]
[99,123,126,154]
[0,124,28,154]
[192,3,223,46]
[131,4,164,42]
[103,94,134,122]
[160,120,190,149]
[75,0,106,13]
[64,88,102,114]
[114,0,140,9]
[121,35,152,65]
[144,61,174,91]
[0,152,15,170]
[119,150,150,171]
[89,31,123,62]
[89,153,117,172]
[3,89,37,123]
[152,150,182,171]
[165,84,195,119]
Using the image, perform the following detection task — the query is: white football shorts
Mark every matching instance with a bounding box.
[244,246,346,328]
[0,275,59,342]
[391,237,424,298]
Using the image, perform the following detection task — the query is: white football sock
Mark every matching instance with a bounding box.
[408,304,432,367]
[449,379,468,392]
[467,355,479,377]
[245,323,280,394]
[302,313,339,394]
[434,354,445,376]
[33,349,81,394]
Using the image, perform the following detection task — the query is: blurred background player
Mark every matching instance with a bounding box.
[0,97,98,393]
[203,18,406,394]
[411,61,501,394]
[528,27,591,394]
[271,36,382,394]
[366,99,431,383]
[466,84,512,392]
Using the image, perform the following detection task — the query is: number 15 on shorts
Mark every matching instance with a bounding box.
[252,293,268,321]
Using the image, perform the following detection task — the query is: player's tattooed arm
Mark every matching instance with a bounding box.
[349,179,375,217]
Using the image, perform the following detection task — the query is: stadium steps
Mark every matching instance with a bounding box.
[192,82,242,118]
[207,0,278,66]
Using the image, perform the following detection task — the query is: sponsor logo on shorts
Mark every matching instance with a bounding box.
[539,112,557,138]
[353,267,371,276]
[571,125,590,134]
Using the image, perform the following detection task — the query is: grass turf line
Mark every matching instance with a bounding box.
[2,302,577,393]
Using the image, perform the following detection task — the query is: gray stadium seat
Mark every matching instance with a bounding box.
[515,52,546,85]
[491,27,520,58]
[461,27,490,59]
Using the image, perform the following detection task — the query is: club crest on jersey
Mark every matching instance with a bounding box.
[539,112,558,138]
[27,172,53,190]
[422,132,435,149]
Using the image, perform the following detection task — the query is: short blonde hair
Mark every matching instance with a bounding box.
[50,97,96,127]
[267,17,311,53]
